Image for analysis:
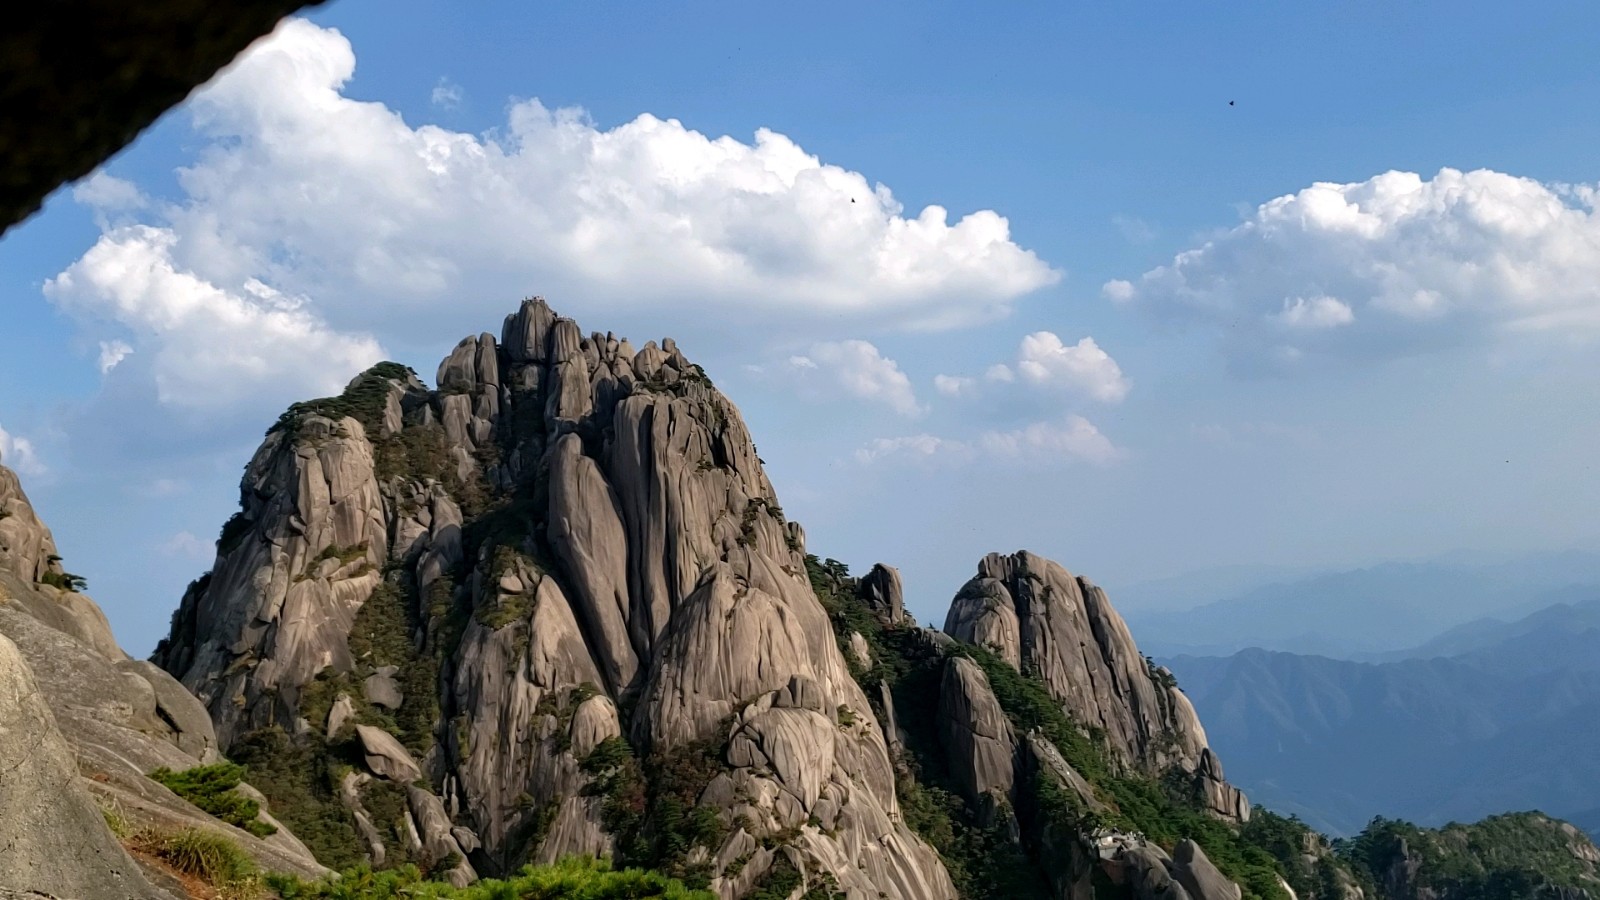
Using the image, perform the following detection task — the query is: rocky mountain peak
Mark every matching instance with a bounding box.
[944,550,1249,822]
[152,298,954,895]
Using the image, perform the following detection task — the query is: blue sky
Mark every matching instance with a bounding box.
[5,0,1600,654]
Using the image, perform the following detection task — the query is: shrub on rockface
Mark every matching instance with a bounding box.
[149,762,278,837]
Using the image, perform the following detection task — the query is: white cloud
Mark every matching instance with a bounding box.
[44,224,384,410]
[73,172,146,212]
[939,332,1130,405]
[1110,168,1600,367]
[431,77,463,109]
[1103,279,1134,303]
[976,416,1119,464]
[98,340,133,374]
[788,340,922,416]
[933,374,976,397]
[856,415,1118,467]
[54,18,1055,359]
[854,434,962,465]
[0,425,45,476]
[1014,332,1130,402]
[1273,295,1355,330]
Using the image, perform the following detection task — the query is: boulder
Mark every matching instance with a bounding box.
[355,725,423,783]
[363,667,403,709]
[1173,840,1243,900]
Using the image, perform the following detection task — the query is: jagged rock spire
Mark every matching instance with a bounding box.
[153,297,956,897]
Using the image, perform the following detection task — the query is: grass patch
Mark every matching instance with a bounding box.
[133,827,258,890]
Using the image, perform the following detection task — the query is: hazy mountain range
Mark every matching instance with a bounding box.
[1122,551,1600,658]
[1163,594,1600,837]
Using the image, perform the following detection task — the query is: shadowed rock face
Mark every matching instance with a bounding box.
[153,298,956,897]
[944,550,1249,823]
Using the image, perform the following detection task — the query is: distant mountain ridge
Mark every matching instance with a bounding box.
[1164,595,1600,838]
[1126,554,1600,658]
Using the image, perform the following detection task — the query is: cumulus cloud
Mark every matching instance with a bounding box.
[43,17,1057,430]
[1014,332,1130,402]
[44,225,384,410]
[939,331,1130,404]
[856,416,1118,467]
[54,18,1054,345]
[1110,167,1600,367]
[0,425,45,476]
[787,340,922,416]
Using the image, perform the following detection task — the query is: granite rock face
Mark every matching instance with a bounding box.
[0,463,61,585]
[154,299,957,896]
[0,462,328,886]
[936,656,1018,809]
[860,563,907,624]
[944,551,1249,823]
[0,632,172,899]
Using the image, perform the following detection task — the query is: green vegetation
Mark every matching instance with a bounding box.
[132,827,258,892]
[475,546,539,629]
[271,362,415,437]
[266,856,716,899]
[39,569,88,591]
[97,796,134,839]
[808,553,1327,900]
[1338,814,1600,899]
[580,733,729,888]
[300,542,372,581]
[218,511,253,554]
[149,762,278,837]
[230,726,365,870]
[807,554,1052,899]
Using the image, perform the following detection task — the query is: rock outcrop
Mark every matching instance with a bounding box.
[0,632,172,899]
[0,462,62,585]
[860,563,907,624]
[0,460,327,887]
[936,656,1018,811]
[944,551,1249,822]
[154,299,956,896]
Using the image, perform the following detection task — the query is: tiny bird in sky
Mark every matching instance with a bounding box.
[1229,100,1235,106]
